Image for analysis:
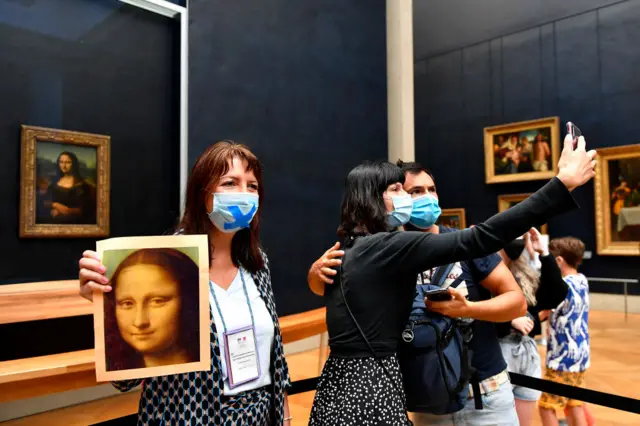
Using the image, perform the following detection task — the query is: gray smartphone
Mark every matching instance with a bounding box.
[424,288,452,302]
[567,121,582,149]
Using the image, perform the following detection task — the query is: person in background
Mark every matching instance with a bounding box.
[611,180,630,215]
[533,133,552,172]
[79,141,292,426]
[539,237,592,426]
[518,136,534,173]
[307,135,596,426]
[496,229,568,426]
[310,161,528,425]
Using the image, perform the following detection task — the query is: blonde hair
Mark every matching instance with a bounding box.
[509,255,540,306]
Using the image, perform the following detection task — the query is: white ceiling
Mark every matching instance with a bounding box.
[413,0,623,60]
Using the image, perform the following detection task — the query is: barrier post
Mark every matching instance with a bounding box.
[624,280,628,321]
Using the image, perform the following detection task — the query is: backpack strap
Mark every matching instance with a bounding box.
[472,379,483,409]
[432,266,484,410]
[460,326,483,410]
[431,262,455,288]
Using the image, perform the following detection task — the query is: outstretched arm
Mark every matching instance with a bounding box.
[381,134,596,276]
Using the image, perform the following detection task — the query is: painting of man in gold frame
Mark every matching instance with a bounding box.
[498,193,548,235]
[593,144,640,256]
[436,208,466,230]
[484,117,560,184]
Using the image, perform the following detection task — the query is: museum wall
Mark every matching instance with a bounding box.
[0,2,180,360]
[414,0,640,294]
[0,0,387,360]
[189,0,388,315]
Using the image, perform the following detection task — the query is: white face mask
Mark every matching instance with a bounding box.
[385,194,413,229]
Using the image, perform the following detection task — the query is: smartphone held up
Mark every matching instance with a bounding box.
[567,121,582,149]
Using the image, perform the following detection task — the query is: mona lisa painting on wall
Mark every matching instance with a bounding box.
[19,125,110,238]
[93,235,211,381]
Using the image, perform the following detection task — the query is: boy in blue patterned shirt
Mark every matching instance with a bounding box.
[539,237,590,426]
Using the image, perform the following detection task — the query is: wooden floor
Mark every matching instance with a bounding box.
[287,311,640,426]
[2,310,639,425]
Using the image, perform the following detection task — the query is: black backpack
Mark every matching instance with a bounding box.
[397,263,483,415]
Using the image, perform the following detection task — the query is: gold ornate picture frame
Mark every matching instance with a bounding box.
[498,193,548,234]
[19,125,110,238]
[593,144,640,256]
[437,208,466,230]
[484,117,560,184]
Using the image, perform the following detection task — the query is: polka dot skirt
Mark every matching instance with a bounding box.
[309,355,413,426]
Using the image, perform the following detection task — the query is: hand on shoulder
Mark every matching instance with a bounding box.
[309,242,344,285]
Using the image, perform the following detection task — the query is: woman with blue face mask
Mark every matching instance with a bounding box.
[78,141,292,426]
[309,134,597,426]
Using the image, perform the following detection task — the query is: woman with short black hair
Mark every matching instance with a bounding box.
[309,136,596,425]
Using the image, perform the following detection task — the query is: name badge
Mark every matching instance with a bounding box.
[223,325,260,388]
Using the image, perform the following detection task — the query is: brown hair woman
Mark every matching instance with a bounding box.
[79,140,292,426]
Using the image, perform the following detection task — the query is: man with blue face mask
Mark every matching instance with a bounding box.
[398,160,527,426]
[308,161,528,426]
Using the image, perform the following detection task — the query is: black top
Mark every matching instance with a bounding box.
[325,177,577,358]
[418,226,506,381]
[496,254,568,338]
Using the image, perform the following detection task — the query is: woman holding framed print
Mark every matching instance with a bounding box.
[78,141,292,426]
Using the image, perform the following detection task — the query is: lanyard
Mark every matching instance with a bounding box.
[210,268,255,334]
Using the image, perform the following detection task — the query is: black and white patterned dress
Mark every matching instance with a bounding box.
[309,355,412,426]
[111,251,291,426]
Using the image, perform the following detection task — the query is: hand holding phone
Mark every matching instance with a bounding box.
[424,288,452,302]
[567,121,582,149]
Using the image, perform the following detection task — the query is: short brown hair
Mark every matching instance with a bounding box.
[549,237,585,268]
[178,140,264,272]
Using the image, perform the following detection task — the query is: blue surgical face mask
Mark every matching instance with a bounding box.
[207,192,259,233]
[386,194,413,229]
[409,194,441,229]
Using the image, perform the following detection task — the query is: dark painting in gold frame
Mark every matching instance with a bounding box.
[19,125,110,238]
[436,208,466,230]
[498,193,548,235]
[594,144,640,256]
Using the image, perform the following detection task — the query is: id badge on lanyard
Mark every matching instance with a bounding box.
[222,325,260,387]
[211,270,261,388]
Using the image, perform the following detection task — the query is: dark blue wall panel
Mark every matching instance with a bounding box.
[189,0,387,315]
[501,28,542,122]
[540,24,557,117]
[415,0,640,293]
[424,51,463,127]
[555,12,600,102]
[462,42,491,122]
[490,39,503,120]
[599,1,640,95]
